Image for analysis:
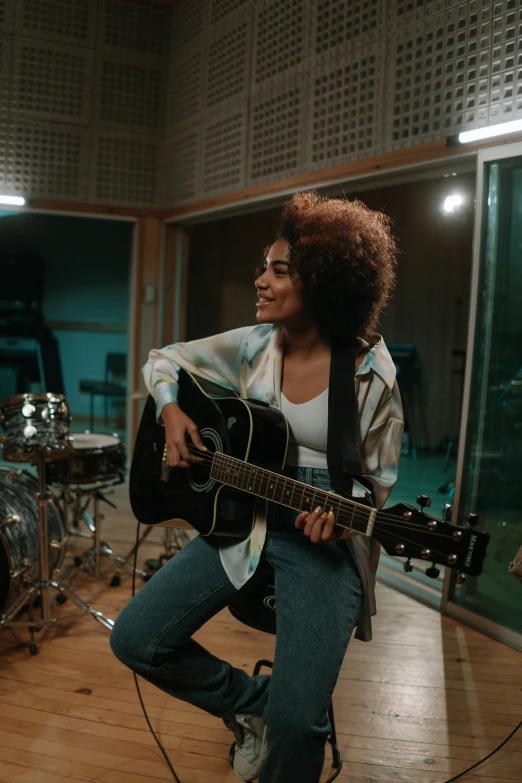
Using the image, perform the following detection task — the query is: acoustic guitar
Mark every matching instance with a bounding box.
[129,370,489,579]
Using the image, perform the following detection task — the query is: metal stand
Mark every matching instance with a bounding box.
[0,449,114,652]
[64,486,149,585]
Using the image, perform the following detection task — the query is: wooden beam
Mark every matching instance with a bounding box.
[29,200,167,219]
[129,217,164,442]
[164,134,522,221]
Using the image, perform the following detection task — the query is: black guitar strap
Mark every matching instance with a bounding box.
[327,340,375,504]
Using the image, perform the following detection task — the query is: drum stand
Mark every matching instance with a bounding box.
[63,485,149,586]
[0,449,114,653]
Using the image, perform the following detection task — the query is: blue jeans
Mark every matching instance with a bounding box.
[110,468,363,783]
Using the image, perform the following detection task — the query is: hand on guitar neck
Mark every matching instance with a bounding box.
[295,507,359,544]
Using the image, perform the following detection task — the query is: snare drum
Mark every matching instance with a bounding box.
[46,432,126,486]
[0,467,67,615]
[0,393,71,462]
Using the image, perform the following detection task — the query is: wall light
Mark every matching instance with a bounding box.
[458,119,522,144]
[443,194,463,214]
[0,195,25,206]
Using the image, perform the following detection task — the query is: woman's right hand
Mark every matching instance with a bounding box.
[161,402,207,469]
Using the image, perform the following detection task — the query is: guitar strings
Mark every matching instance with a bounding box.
[179,445,462,555]
[184,445,453,538]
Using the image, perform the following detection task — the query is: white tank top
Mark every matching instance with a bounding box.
[280,388,329,468]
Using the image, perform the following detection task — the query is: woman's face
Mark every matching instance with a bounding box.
[255,238,306,326]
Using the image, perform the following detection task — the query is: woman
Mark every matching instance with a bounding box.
[110,191,403,783]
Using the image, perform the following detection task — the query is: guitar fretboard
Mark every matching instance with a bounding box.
[210,451,375,536]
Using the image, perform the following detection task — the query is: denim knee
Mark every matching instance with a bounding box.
[110,607,149,670]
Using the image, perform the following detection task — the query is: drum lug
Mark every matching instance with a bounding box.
[3,514,21,528]
[10,558,31,579]
[50,539,63,549]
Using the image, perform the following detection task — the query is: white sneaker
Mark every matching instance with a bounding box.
[233,713,268,781]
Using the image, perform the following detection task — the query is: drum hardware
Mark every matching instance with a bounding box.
[0,394,114,652]
[0,449,114,653]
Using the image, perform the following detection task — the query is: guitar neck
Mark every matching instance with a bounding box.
[210,451,375,536]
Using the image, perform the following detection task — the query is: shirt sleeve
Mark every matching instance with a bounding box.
[360,380,404,509]
[142,326,254,420]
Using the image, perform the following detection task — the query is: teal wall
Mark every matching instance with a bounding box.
[0,212,133,417]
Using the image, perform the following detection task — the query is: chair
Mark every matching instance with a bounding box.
[79,352,127,430]
[227,577,343,782]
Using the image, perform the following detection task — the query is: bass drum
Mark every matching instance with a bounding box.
[46,432,126,486]
[0,467,67,615]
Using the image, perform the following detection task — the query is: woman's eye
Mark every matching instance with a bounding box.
[274,268,288,276]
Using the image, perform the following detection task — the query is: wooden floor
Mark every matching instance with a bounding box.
[0,482,521,783]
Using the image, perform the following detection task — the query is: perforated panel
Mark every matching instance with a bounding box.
[210,0,251,25]
[490,0,522,122]
[0,31,12,120]
[314,0,383,57]
[10,39,91,124]
[311,45,384,168]
[171,0,207,54]
[15,0,95,47]
[98,58,163,130]
[386,0,447,31]
[203,111,246,193]
[2,120,89,199]
[0,0,15,32]
[92,133,160,205]
[206,17,250,108]
[385,1,493,149]
[167,48,204,132]
[102,0,170,55]
[166,129,200,204]
[253,0,308,85]
[249,77,307,183]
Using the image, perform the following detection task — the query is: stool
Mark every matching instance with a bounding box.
[227,580,343,782]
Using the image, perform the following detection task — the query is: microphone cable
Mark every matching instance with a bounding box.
[131,520,183,783]
[129,522,520,783]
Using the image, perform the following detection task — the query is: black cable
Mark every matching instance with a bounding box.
[439,716,522,783]
[131,520,182,783]
[129,522,520,783]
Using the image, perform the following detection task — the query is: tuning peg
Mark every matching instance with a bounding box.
[425,563,440,579]
[416,495,432,510]
[403,559,413,573]
[442,504,452,522]
[467,513,479,527]
[455,572,466,585]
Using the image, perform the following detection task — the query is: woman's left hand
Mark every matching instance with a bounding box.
[295,507,359,544]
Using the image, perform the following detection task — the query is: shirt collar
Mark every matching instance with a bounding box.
[356,334,397,390]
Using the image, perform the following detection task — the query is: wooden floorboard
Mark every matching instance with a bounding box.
[0,482,521,782]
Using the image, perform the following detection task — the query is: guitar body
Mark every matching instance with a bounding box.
[129,370,289,537]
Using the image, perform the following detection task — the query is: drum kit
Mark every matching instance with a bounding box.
[0,391,143,653]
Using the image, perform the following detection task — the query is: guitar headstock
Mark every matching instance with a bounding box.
[375,497,490,578]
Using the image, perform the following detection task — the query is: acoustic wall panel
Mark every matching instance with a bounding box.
[309,43,385,170]
[10,38,92,125]
[490,0,522,122]
[90,132,162,206]
[167,46,205,132]
[210,0,251,25]
[313,0,384,60]
[248,72,309,184]
[0,33,12,121]
[0,0,15,32]
[96,56,164,133]
[205,9,251,109]
[202,108,247,193]
[101,0,170,56]
[2,119,89,199]
[252,0,310,87]
[171,0,207,55]
[165,128,200,205]
[14,0,95,48]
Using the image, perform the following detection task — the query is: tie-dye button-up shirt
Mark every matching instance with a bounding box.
[142,324,404,641]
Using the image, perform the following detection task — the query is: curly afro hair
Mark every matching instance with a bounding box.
[276,191,398,343]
